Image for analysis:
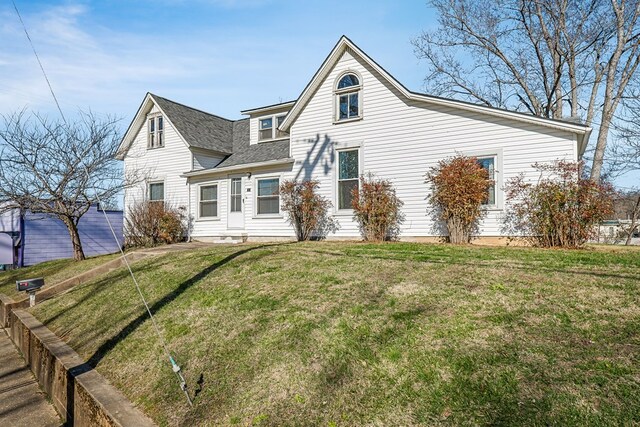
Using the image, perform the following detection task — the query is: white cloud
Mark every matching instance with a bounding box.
[0,2,310,121]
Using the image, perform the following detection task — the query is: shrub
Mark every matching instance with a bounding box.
[425,155,492,244]
[352,175,404,241]
[504,161,615,248]
[280,180,336,241]
[125,201,187,247]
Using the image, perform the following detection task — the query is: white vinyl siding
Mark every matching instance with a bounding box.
[131,47,579,241]
[288,48,578,238]
[188,167,294,239]
[124,102,191,226]
[192,149,224,170]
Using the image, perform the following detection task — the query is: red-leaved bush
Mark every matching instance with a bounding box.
[504,161,615,248]
[280,179,336,241]
[352,175,404,241]
[125,201,187,247]
[426,155,492,244]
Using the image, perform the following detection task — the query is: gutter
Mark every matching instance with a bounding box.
[181,158,295,178]
[578,127,592,159]
[241,101,296,115]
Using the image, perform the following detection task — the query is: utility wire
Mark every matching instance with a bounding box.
[11,0,67,123]
[10,0,193,406]
[89,175,193,406]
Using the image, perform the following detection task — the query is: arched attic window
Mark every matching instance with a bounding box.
[335,73,361,121]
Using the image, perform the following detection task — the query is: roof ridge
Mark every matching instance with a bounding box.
[149,93,236,123]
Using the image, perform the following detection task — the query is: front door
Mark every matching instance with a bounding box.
[227,176,244,229]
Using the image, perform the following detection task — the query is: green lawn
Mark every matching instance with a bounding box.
[28,242,640,426]
[0,253,119,299]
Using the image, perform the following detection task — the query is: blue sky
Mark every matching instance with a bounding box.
[0,0,435,120]
[1,1,637,187]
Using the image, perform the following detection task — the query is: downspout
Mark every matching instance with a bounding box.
[186,178,192,242]
[17,209,25,268]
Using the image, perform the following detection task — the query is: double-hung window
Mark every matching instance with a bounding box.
[335,73,361,121]
[477,156,497,206]
[337,149,359,210]
[259,115,288,141]
[256,178,280,215]
[259,117,273,141]
[148,116,164,148]
[199,185,218,218]
[275,115,288,138]
[148,182,164,202]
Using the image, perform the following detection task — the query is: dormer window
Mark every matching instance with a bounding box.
[148,115,164,148]
[258,114,289,141]
[275,115,287,138]
[335,73,361,121]
[259,117,273,141]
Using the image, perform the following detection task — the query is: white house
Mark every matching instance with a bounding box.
[117,36,591,242]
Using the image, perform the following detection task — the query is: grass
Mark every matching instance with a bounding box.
[27,242,640,426]
[0,253,119,299]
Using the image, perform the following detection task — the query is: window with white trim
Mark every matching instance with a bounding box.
[256,178,280,215]
[335,73,361,121]
[148,182,164,202]
[337,149,359,210]
[477,156,497,206]
[148,116,164,148]
[258,115,289,141]
[258,117,273,141]
[199,185,218,218]
[275,115,288,138]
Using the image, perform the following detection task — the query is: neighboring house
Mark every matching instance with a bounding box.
[595,193,640,245]
[117,36,591,242]
[595,220,640,245]
[0,204,124,268]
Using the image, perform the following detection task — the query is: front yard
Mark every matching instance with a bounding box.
[19,242,640,426]
[0,253,118,299]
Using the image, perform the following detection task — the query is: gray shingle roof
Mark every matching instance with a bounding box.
[152,94,234,154]
[215,119,290,168]
[152,94,291,170]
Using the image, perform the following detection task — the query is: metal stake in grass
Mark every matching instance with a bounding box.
[87,169,194,407]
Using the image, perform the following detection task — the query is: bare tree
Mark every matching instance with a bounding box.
[611,94,640,172]
[0,110,129,261]
[619,192,640,244]
[413,0,640,182]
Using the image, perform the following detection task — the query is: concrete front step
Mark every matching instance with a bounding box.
[195,234,248,244]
